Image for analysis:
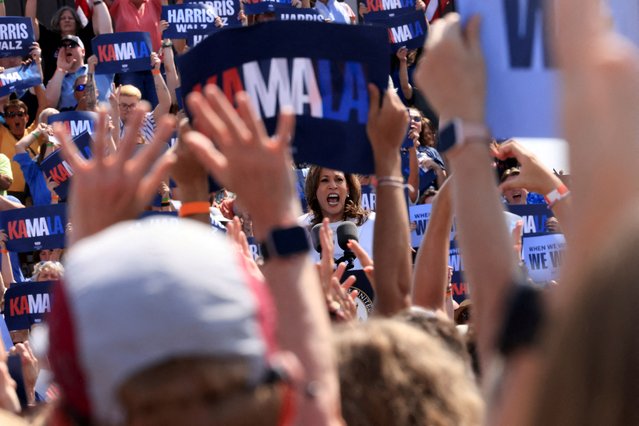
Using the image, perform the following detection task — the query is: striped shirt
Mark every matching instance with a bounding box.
[120,112,156,145]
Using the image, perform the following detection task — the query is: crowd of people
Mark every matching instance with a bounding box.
[0,0,635,424]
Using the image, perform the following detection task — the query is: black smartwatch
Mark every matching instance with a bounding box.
[260,225,310,261]
[438,118,490,155]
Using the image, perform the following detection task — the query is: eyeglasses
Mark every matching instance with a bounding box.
[61,42,78,49]
[5,111,25,118]
[119,103,138,110]
[75,84,86,92]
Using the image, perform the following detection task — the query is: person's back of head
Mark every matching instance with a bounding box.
[333,318,483,426]
[47,219,292,426]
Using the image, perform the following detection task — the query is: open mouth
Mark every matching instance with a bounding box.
[327,193,340,207]
[512,192,522,201]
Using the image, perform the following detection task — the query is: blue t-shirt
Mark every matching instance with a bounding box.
[59,65,114,110]
[13,152,51,206]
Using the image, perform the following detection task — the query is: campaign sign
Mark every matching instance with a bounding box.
[0,62,42,98]
[409,203,431,247]
[3,281,54,331]
[0,17,35,58]
[188,31,217,47]
[0,205,67,252]
[449,240,468,302]
[275,5,326,21]
[93,32,152,75]
[186,0,242,27]
[522,233,565,283]
[243,0,292,15]
[366,9,428,51]
[361,184,376,212]
[178,21,390,175]
[456,0,557,137]
[162,3,219,38]
[507,203,553,235]
[40,132,93,201]
[247,236,262,261]
[47,111,96,138]
[360,0,415,18]
[0,316,12,351]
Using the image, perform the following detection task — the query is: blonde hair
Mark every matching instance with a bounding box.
[119,85,142,100]
[32,261,64,281]
[118,357,285,426]
[334,319,484,426]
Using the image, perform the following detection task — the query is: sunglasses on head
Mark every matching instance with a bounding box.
[61,42,78,49]
[5,111,25,118]
[75,84,86,92]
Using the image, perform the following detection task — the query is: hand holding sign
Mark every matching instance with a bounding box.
[184,85,299,241]
[414,14,485,124]
[55,110,177,246]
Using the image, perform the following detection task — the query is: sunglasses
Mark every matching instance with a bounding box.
[5,111,25,118]
[410,115,422,123]
[61,42,79,49]
[75,84,86,92]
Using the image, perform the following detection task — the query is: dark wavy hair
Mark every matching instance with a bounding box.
[50,6,82,35]
[304,166,368,227]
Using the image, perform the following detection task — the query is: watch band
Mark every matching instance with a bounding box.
[438,118,490,155]
[260,225,310,261]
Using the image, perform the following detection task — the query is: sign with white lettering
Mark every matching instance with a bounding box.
[178,21,390,175]
[0,205,67,252]
[4,281,54,331]
[365,9,427,51]
[92,32,152,74]
[40,132,93,201]
[186,0,242,27]
[0,62,41,98]
[162,3,219,38]
[0,17,35,58]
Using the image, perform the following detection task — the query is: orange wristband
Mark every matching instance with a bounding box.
[151,69,161,76]
[179,201,210,217]
[0,249,8,255]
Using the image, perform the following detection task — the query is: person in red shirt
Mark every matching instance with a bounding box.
[105,0,167,106]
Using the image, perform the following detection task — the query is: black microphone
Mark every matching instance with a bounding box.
[336,222,359,270]
[336,221,359,250]
[310,223,323,253]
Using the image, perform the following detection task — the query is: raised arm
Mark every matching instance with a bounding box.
[151,53,171,124]
[412,179,453,313]
[160,37,181,106]
[414,14,520,370]
[85,56,99,111]
[184,84,343,426]
[396,47,413,101]
[25,0,40,40]
[46,51,75,108]
[92,0,114,35]
[31,43,49,121]
[367,85,412,316]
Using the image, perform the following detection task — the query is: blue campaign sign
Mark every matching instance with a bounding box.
[506,203,553,235]
[0,316,12,351]
[186,0,242,27]
[3,281,54,331]
[243,0,292,15]
[366,9,428,51]
[93,32,152,74]
[0,205,67,252]
[361,0,415,18]
[47,111,96,138]
[275,5,326,21]
[0,17,35,58]
[178,21,390,175]
[456,0,557,138]
[361,184,376,212]
[247,236,262,261]
[0,62,42,98]
[40,132,93,201]
[162,3,219,38]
